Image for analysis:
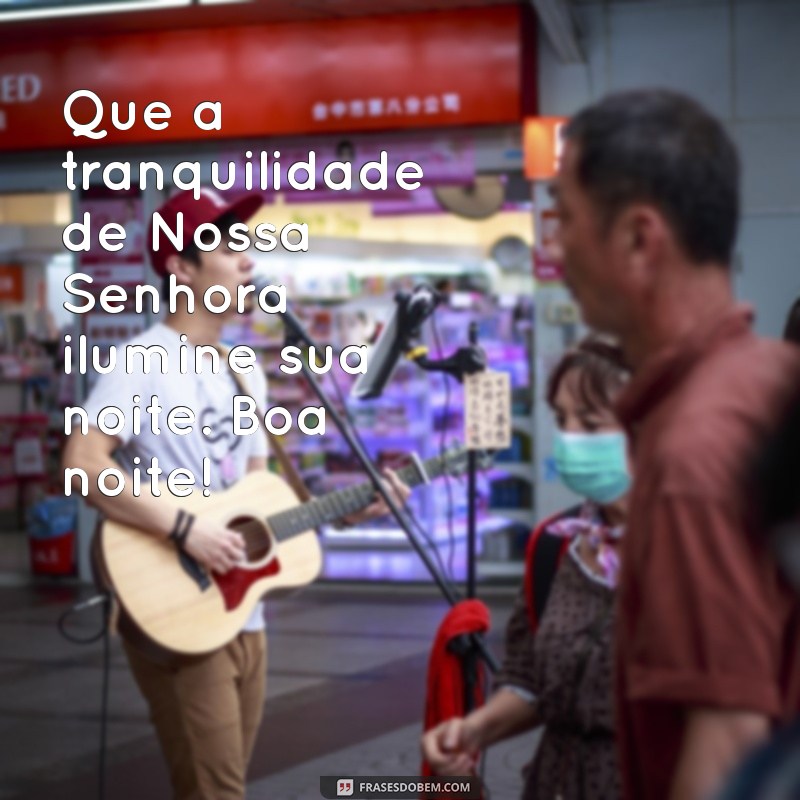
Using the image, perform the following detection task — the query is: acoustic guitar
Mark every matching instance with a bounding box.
[98,447,489,655]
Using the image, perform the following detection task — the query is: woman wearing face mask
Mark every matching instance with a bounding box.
[422,336,630,800]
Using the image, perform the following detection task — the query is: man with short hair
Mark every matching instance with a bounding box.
[551,89,800,800]
[64,189,407,799]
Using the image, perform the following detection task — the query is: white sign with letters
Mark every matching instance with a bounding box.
[464,370,512,451]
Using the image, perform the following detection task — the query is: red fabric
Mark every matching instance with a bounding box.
[421,599,491,776]
[613,306,800,800]
[147,190,263,275]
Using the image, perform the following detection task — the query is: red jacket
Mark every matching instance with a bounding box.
[421,599,491,775]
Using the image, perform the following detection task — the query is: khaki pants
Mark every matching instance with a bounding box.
[123,631,267,800]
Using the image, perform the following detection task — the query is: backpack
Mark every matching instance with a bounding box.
[523,505,583,632]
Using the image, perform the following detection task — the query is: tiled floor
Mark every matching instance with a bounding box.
[0,577,535,800]
[0,533,29,575]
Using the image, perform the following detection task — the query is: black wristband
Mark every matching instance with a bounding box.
[168,510,195,549]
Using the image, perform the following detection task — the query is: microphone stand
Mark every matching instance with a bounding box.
[409,320,488,711]
[276,308,499,676]
[411,323,486,597]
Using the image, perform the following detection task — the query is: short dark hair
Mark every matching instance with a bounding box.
[783,297,800,346]
[160,211,242,297]
[563,89,740,266]
[336,139,355,159]
[547,336,630,413]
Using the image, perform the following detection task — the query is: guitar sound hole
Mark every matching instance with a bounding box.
[228,516,272,563]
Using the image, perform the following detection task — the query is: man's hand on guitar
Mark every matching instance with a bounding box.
[98,450,483,655]
[341,468,411,526]
[182,520,246,574]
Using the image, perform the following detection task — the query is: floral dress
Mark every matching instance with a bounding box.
[496,508,620,800]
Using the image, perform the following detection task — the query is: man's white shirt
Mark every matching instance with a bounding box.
[83,322,269,632]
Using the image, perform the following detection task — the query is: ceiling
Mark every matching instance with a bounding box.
[2,0,522,41]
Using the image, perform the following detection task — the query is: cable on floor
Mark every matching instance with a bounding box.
[57,592,112,800]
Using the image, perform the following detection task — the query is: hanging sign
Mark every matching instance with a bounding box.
[0,7,525,151]
[524,117,567,181]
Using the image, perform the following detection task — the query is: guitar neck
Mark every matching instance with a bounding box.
[266,453,454,541]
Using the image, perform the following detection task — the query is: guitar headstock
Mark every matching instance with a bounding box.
[439,445,495,477]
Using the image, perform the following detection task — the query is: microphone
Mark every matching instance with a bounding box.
[351,285,441,400]
[251,276,441,399]
[251,277,311,346]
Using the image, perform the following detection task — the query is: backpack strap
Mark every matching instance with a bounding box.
[524,505,582,631]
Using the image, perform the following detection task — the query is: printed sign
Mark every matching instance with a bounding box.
[0,7,524,150]
[464,370,512,451]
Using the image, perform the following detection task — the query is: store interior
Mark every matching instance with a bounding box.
[0,163,537,586]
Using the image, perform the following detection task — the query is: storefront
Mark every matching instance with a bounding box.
[0,5,543,585]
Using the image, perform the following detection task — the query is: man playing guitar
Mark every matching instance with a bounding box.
[63,189,409,800]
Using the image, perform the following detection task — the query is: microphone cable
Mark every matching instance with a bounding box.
[57,592,112,800]
[431,312,458,584]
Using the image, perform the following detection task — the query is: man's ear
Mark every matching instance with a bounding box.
[616,204,668,280]
[164,253,196,287]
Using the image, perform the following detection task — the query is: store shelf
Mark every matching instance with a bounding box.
[488,508,537,526]
[489,462,534,481]
[477,560,525,580]
[321,515,511,550]
[512,414,534,433]
[336,297,393,311]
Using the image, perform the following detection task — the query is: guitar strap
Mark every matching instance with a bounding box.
[217,345,313,503]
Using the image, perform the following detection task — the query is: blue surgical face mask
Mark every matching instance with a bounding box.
[553,430,631,504]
